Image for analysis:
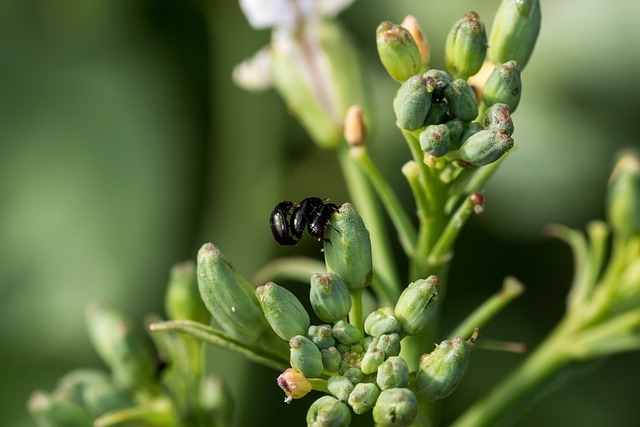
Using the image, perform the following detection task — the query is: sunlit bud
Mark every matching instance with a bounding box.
[415,331,478,401]
[322,347,342,372]
[364,307,401,337]
[373,388,418,427]
[277,368,313,403]
[327,375,354,402]
[607,152,640,236]
[332,319,363,345]
[458,129,514,166]
[376,356,409,390]
[289,335,324,378]
[85,302,155,391]
[360,347,386,375]
[324,204,373,290]
[198,375,235,426]
[28,391,92,426]
[481,103,514,135]
[423,69,452,97]
[310,273,351,323]
[445,79,479,121]
[446,118,465,149]
[489,0,541,69]
[445,12,487,80]
[375,333,401,358]
[393,75,433,131]
[197,243,269,345]
[307,395,352,427]
[256,282,310,341]
[308,324,336,350]
[344,367,365,385]
[376,21,423,82]
[401,15,430,65]
[394,276,439,336]
[348,382,380,414]
[482,60,522,112]
[344,105,367,147]
[420,124,451,158]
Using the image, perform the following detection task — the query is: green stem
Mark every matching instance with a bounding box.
[349,288,364,336]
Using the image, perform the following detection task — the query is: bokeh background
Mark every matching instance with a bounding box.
[1,0,639,426]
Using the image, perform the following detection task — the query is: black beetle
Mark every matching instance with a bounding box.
[269,198,339,246]
[270,201,298,246]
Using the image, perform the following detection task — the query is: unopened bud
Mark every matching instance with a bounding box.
[376,356,409,390]
[364,307,401,337]
[343,367,365,385]
[28,391,92,426]
[489,0,541,69]
[394,276,439,336]
[375,333,401,358]
[446,118,465,149]
[344,105,367,147]
[423,69,452,97]
[444,79,479,121]
[277,368,313,402]
[445,12,488,79]
[482,60,522,112]
[324,204,373,290]
[376,21,423,82]
[393,75,432,131]
[481,103,514,135]
[289,335,324,378]
[420,124,451,158]
[360,347,386,375]
[321,347,342,373]
[308,324,336,350]
[423,98,449,127]
[310,273,351,323]
[307,396,351,427]
[401,15,430,65]
[607,152,640,236]
[458,129,514,166]
[256,282,310,341]
[165,261,210,323]
[347,382,380,414]
[327,375,354,402]
[332,319,363,345]
[372,388,418,427]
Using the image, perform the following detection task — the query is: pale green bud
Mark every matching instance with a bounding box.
[607,152,640,236]
[394,276,439,336]
[415,333,477,401]
[308,324,336,350]
[28,391,92,427]
[444,79,479,121]
[458,129,514,166]
[81,380,132,417]
[347,382,380,415]
[489,0,541,69]
[165,261,210,323]
[364,307,401,337]
[324,203,373,290]
[197,243,269,345]
[332,319,363,345]
[307,396,351,427]
[375,333,401,358]
[289,335,324,378]
[277,368,313,402]
[310,273,351,323]
[343,367,365,385]
[372,388,418,427]
[376,21,423,82]
[393,75,432,131]
[423,69,452,97]
[445,12,488,80]
[360,347,386,375]
[376,356,409,390]
[481,103,514,135]
[420,124,451,158]
[482,60,522,112]
[321,347,342,373]
[256,282,310,341]
[327,375,354,402]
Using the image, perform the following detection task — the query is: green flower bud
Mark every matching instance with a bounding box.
[375,333,401,358]
[423,98,449,126]
[277,368,313,402]
[85,302,155,391]
[347,382,380,414]
[165,261,210,323]
[394,276,439,336]
[81,380,131,417]
[488,0,541,69]
[322,346,342,373]
[307,396,351,427]
[415,333,477,401]
[420,124,451,158]
[482,60,522,112]
[376,21,423,82]
[481,103,514,135]
[607,152,640,236]
[423,69,452,97]
[332,319,363,345]
[446,118,465,149]
[197,243,269,345]
[28,391,92,427]
[310,273,351,323]
[289,335,324,378]
[308,324,336,350]
[327,375,354,402]
[393,75,432,131]
[256,281,310,342]
[461,121,482,143]
[360,347,386,375]
[376,356,409,390]
[372,388,418,427]
[54,369,111,405]
[444,79,479,121]
[445,12,488,80]
[324,203,373,290]
[344,367,365,385]
[458,129,514,166]
[364,307,401,337]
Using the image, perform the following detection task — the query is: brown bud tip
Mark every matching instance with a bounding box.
[344,105,366,146]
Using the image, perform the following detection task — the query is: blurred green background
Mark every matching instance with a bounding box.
[1,0,639,426]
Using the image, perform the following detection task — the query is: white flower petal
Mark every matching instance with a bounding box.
[232,48,274,92]
[239,0,298,29]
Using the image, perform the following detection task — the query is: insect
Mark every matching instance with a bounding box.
[270,197,339,246]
